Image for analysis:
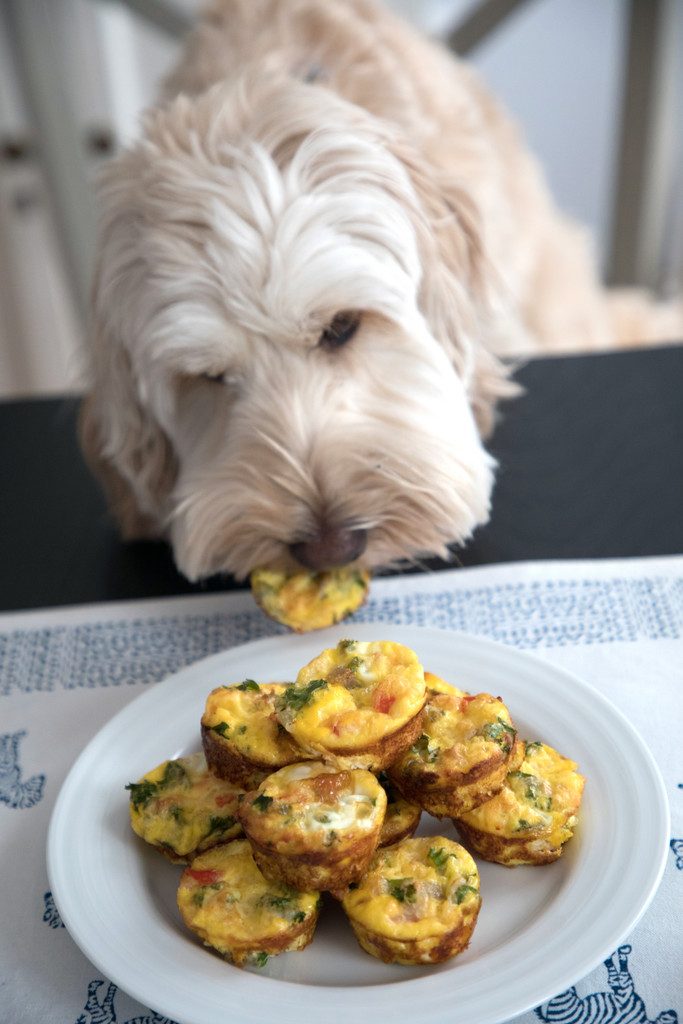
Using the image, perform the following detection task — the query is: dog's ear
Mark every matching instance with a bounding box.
[382,135,521,436]
[79,323,177,540]
[81,140,178,541]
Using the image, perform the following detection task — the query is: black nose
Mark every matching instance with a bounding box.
[289,526,367,572]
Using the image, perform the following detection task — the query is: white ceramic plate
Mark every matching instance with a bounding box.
[48,624,669,1024]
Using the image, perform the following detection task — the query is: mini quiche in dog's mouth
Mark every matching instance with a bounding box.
[126,752,243,862]
[454,740,586,865]
[201,680,312,788]
[250,567,370,632]
[177,840,320,967]
[339,835,481,965]
[276,639,427,770]
[239,761,386,891]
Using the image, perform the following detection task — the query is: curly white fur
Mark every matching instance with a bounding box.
[81,0,682,582]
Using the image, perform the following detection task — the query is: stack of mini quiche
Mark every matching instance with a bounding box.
[126,639,585,969]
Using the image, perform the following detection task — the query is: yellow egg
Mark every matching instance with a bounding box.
[455,740,586,865]
[277,639,427,770]
[177,840,320,966]
[250,567,370,632]
[126,752,243,861]
[239,761,386,890]
[340,835,481,964]
[424,672,467,697]
[388,689,523,816]
[201,681,312,787]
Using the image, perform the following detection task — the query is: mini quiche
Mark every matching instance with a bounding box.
[250,567,370,632]
[201,680,311,788]
[239,762,387,890]
[339,835,481,965]
[177,840,320,967]
[424,672,466,697]
[388,689,523,817]
[376,772,422,848]
[454,741,586,866]
[126,752,243,862]
[276,639,427,771]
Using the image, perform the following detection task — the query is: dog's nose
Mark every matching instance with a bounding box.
[290,526,367,571]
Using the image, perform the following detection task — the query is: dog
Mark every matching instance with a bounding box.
[80,0,682,584]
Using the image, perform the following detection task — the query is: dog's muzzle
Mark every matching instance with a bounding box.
[290,526,367,572]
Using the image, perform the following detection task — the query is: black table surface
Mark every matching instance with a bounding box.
[1,345,681,613]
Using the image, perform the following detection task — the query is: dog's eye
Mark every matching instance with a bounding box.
[318,311,361,350]
[201,371,225,384]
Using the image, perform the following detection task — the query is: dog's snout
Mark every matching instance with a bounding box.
[290,526,367,571]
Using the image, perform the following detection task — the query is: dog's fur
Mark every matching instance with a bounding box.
[81,0,683,582]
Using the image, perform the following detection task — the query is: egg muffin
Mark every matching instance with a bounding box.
[177,840,320,967]
[239,762,387,890]
[388,688,523,817]
[276,639,427,771]
[126,752,243,862]
[250,567,370,632]
[424,672,466,697]
[339,835,481,965]
[201,681,312,788]
[454,741,586,866]
[377,772,422,848]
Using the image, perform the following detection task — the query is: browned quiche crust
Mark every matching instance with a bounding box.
[348,906,480,965]
[309,705,426,772]
[389,738,524,818]
[201,723,276,788]
[247,828,382,891]
[453,816,564,866]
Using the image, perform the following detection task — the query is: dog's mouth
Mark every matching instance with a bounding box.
[169,431,495,583]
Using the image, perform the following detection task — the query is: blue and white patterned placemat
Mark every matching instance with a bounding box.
[1,556,681,1024]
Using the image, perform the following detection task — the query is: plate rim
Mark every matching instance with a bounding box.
[47,624,670,1024]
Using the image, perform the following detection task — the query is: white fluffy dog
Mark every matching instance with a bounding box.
[81,0,682,582]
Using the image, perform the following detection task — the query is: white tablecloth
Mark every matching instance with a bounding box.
[1,556,681,1024]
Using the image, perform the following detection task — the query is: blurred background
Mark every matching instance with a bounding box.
[1,0,681,399]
